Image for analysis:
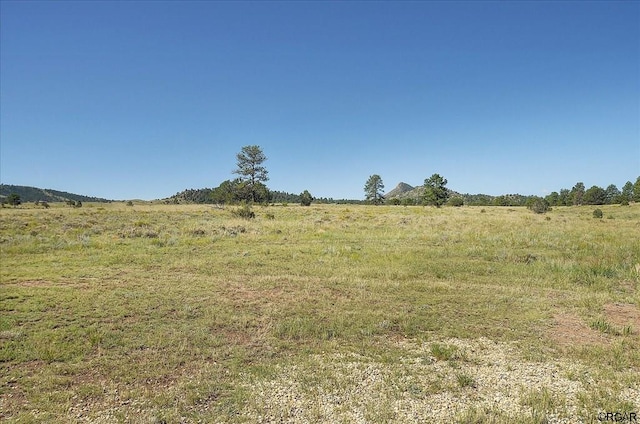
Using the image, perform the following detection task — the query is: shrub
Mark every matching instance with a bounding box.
[430,343,458,361]
[593,209,603,219]
[448,197,464,207]
[232,203,255,220]
[528,197,550,214]
[7,193,21,207]
[126,201,134,207]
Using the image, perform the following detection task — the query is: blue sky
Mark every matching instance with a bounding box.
[1,1,638,200]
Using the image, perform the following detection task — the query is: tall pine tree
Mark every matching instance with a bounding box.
[364,175,385,205]
[233,145,269,203]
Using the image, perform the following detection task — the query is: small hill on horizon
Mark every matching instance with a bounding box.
[385,182,414,198]
[385,181,508,205]
[0,184,112,203]
[385,181,463,201]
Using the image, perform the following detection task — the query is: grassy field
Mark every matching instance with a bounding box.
[1,202,639,423]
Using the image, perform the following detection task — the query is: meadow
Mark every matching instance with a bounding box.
[1,202,639,423]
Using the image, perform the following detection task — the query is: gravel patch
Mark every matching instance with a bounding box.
[242,337,639,423]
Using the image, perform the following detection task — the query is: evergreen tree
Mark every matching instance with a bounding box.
[300,190,313,206]
[583,185,606,205]
[604,184,620,204]
[621,181,634,202]
[364,175,385,205]
[423,174,449,207]
[233,145,269,203]
[558,189,570,206]
[634,177,640,202]
[570,182,585,206]
[545,191,560,206]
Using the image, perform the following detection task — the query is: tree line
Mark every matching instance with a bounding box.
[543,179,640,206]
[189,145,640,208]
[365,174,640,208]
[7,147,636,209]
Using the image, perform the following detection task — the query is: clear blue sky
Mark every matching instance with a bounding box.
[1,1,638,200]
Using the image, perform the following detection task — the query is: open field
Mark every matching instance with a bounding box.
[1,202,639,423]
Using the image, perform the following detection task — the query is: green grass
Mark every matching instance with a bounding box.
[1,202,639,422]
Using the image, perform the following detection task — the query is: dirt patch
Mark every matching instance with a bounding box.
[550,313,609,348]
[604,303,640,334]
[13,279,53,287]
[549,304,640,347]
[10,279,91,289]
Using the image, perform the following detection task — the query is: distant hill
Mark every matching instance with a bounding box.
[0,184,112,203]
[385,182,461,201]
[385,182,414,198]
[165,188,215,204]
[384,181,536,206]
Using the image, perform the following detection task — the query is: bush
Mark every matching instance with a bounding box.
[527,197,550,214]
[593,209,603,219]
[232,203,255,220]
[448,197,464,207]
[7,193,21,207]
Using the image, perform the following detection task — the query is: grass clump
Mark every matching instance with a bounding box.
[456,372,476,388]
[430,343,459,361]
[231,203,255,219]
[520,387,565,422]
